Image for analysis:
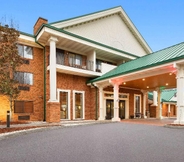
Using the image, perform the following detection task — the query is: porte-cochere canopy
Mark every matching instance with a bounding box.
[88,42,184,124]
[88,42,184,89]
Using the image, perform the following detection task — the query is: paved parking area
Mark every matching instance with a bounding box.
[1,120,184,162]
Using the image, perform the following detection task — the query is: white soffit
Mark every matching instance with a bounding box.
[36,26,137,60]
[19,34,35,42]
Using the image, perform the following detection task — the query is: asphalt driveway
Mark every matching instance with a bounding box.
[0,121,184,162]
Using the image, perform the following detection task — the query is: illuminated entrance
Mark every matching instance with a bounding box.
[106,100,125,120]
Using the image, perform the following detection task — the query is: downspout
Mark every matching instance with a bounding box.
[35,39,46,121]
[92,83,98,120]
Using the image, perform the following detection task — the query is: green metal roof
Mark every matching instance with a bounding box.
[161,89,176,102]
[19,31,35,38]
[148,89,176,102]
[88,42,184,83]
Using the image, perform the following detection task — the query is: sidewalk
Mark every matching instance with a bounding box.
[122,118,176,126]
[0,118,177,136]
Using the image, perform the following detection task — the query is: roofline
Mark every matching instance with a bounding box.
[120,7,152,53]
[19,31,35,38]
[35,24,139,58]
[49,6,122,25]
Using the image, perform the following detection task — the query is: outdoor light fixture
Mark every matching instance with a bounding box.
[142,78,145,81]
[147,86,149,88]
[166,83,168,86]
[123,82,126,85]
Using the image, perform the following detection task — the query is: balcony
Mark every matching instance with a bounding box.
[47,52,117,77]
[48,54,102,77]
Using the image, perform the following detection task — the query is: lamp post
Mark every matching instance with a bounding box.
[7,110,10,128]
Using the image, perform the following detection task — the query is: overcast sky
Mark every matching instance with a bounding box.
[1,0,184,52]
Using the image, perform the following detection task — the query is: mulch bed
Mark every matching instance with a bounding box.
[0,126,43,134]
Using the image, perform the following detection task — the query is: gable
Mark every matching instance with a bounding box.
[62,14,147,57]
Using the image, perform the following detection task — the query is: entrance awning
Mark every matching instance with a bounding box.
[88,42,184,90]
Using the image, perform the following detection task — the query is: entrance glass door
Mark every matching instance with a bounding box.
[106,100,114,119]
[119,100,125,119]
[106,100,125,119]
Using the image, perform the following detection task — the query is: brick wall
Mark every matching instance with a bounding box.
[170,105,176,117]
[56,73,96,120]
[34,17,48,35]
[46,102,60,122]
[162,103,168,117]
[12,47,44,122]
[149,105,156,117]
[162,103,176,117]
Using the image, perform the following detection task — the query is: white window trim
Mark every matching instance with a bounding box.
[57,89,71,120]
[73,90,85,120]
[134,94,142,117]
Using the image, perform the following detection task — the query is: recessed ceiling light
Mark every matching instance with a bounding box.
[147,86,149,88]
[169,73,172,75]
[142,78,145,81]
[123,82,126,85]
[166,83,168,86]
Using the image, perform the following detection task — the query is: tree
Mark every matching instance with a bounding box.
[0,24,23,112]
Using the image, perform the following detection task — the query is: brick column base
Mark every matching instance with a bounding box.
[46,102,60,123]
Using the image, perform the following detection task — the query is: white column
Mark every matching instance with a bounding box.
[98,86,105,120]
[93,50,96,72]
[168,104,171,117]
[174,64,184,124]
[49,36,58,102]
[157,89,163,119]
[87,50,96,71]
[112,83,121,121]
[142,91,147,118]
[153,91,158,106]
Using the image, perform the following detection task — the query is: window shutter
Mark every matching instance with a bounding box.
[24,101,33,113]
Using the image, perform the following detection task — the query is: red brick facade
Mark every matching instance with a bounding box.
[162,103,176,117]
[12,47,44,122]
[34,17,48,35]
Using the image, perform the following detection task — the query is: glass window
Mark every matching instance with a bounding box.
[14,100,33,113]
[56,49,64,65]
[134,95,141,118]
[96,59,102,72]
[75,55,82,65]
[60,92,68,119]
[17,44,33,59]
[14,72,33,85]
[74,92,84,119]
[135,96,140,113]
[69,53,75,66]
[68,53,82,66]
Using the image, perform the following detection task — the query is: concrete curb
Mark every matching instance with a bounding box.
[164,124,184,129]
[0,121,116,139]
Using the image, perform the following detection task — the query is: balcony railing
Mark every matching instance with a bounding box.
[48,54,95,71]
